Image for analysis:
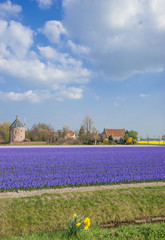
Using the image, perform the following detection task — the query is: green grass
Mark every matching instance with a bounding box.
[1,223,165,240]
[1,179,165,193]
[0,186,165,238]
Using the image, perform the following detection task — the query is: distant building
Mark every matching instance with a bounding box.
[10,116,25,142]
[64,131,77,139]
[103,128,125,141]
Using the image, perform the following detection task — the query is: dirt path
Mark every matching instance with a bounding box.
[0,182,165,199]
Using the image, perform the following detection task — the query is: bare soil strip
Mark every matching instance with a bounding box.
[0,182,165,198]
[101,216,165,228]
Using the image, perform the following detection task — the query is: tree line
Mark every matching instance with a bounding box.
[0,115,142,144]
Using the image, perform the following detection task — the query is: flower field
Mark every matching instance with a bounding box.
[0,147,165,190]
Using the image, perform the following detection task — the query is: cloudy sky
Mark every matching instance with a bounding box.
[0,0,164,138]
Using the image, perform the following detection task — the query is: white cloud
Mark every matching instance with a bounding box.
[0,51,90,85]
[150,0,165,30]
[54,86,83,101]
[63,0,165,81]
[68,40,89,55]
[0,90,43,103]
[0,19,91,102]
[114,102,119,107]
[0,87,83,103]
[0,0,22,19]
[35,0,54,9]
[0,20,33,58]
[140,93,150,98]
[41,20,67,43]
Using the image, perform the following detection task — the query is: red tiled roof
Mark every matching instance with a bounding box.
[65,131,75,137]
[104,129,125,138]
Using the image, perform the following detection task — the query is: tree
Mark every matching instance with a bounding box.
[124,133,129,143]
[108,135,114,144]
[25,128,31,139]
[92,126,99,145]
[128,130,138,141]
[82,115,94,133]
[162,135,165,140]
[78,126,86,141]
[124,130,138,144]
[126,137,133,144]
[79,115,94,145]
[162,135,165,144]
[0,122,11,142]
[62,125,70,133]
[29,123,56,142]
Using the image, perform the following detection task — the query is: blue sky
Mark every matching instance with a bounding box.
[0,0,164,138]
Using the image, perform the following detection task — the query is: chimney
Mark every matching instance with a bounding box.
[16,115,18,119]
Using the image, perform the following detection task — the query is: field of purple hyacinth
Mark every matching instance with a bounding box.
[0,147,165,190]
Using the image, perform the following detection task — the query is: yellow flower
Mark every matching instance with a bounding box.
[73,213,77,219]
[76,222,81,227]
[84,225,89,230]
[126,137,133,144]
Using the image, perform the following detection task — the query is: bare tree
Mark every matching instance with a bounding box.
[29,123,56,142]
[92,126,99,145]
[162,134,165,144]
[83,115,94,133]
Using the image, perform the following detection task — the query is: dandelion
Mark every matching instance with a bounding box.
[73,213,77,219]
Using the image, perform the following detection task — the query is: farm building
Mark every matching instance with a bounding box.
[103,128,125,141]
[64,131,77,139]
[10,116,25,142]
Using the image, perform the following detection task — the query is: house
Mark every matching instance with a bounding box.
[64,131,77,139]
[103,128,125,141]
[10,116,25,142]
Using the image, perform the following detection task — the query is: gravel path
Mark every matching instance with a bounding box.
[0,182,165,199]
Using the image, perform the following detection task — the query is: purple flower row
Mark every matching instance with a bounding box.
[0,147,165,190]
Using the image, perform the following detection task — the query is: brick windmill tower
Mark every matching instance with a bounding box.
[10,116,25,142]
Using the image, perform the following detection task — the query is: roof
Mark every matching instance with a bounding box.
[10,116,25,128]
[104,129,125,138]
[65,131,75,137]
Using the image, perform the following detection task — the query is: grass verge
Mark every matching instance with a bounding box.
[0,186,165,238]
[1,179,165,193]
[1,223,165,240]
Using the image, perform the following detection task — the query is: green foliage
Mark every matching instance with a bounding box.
[28,123,56,142]
[78,126,85,141]
[108,135,113,141]
[124,130,138,144]
[124,133,129,143]
[129,130,138,141]
[107,135,114,144]
[126,137,133,144]
[65,215,82,237]
[119,137,124,144]
[25,129,31,139]
[1,223,165,240]
[0,122,11,142]
[65,214,90,238]
[0,186,165,238]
